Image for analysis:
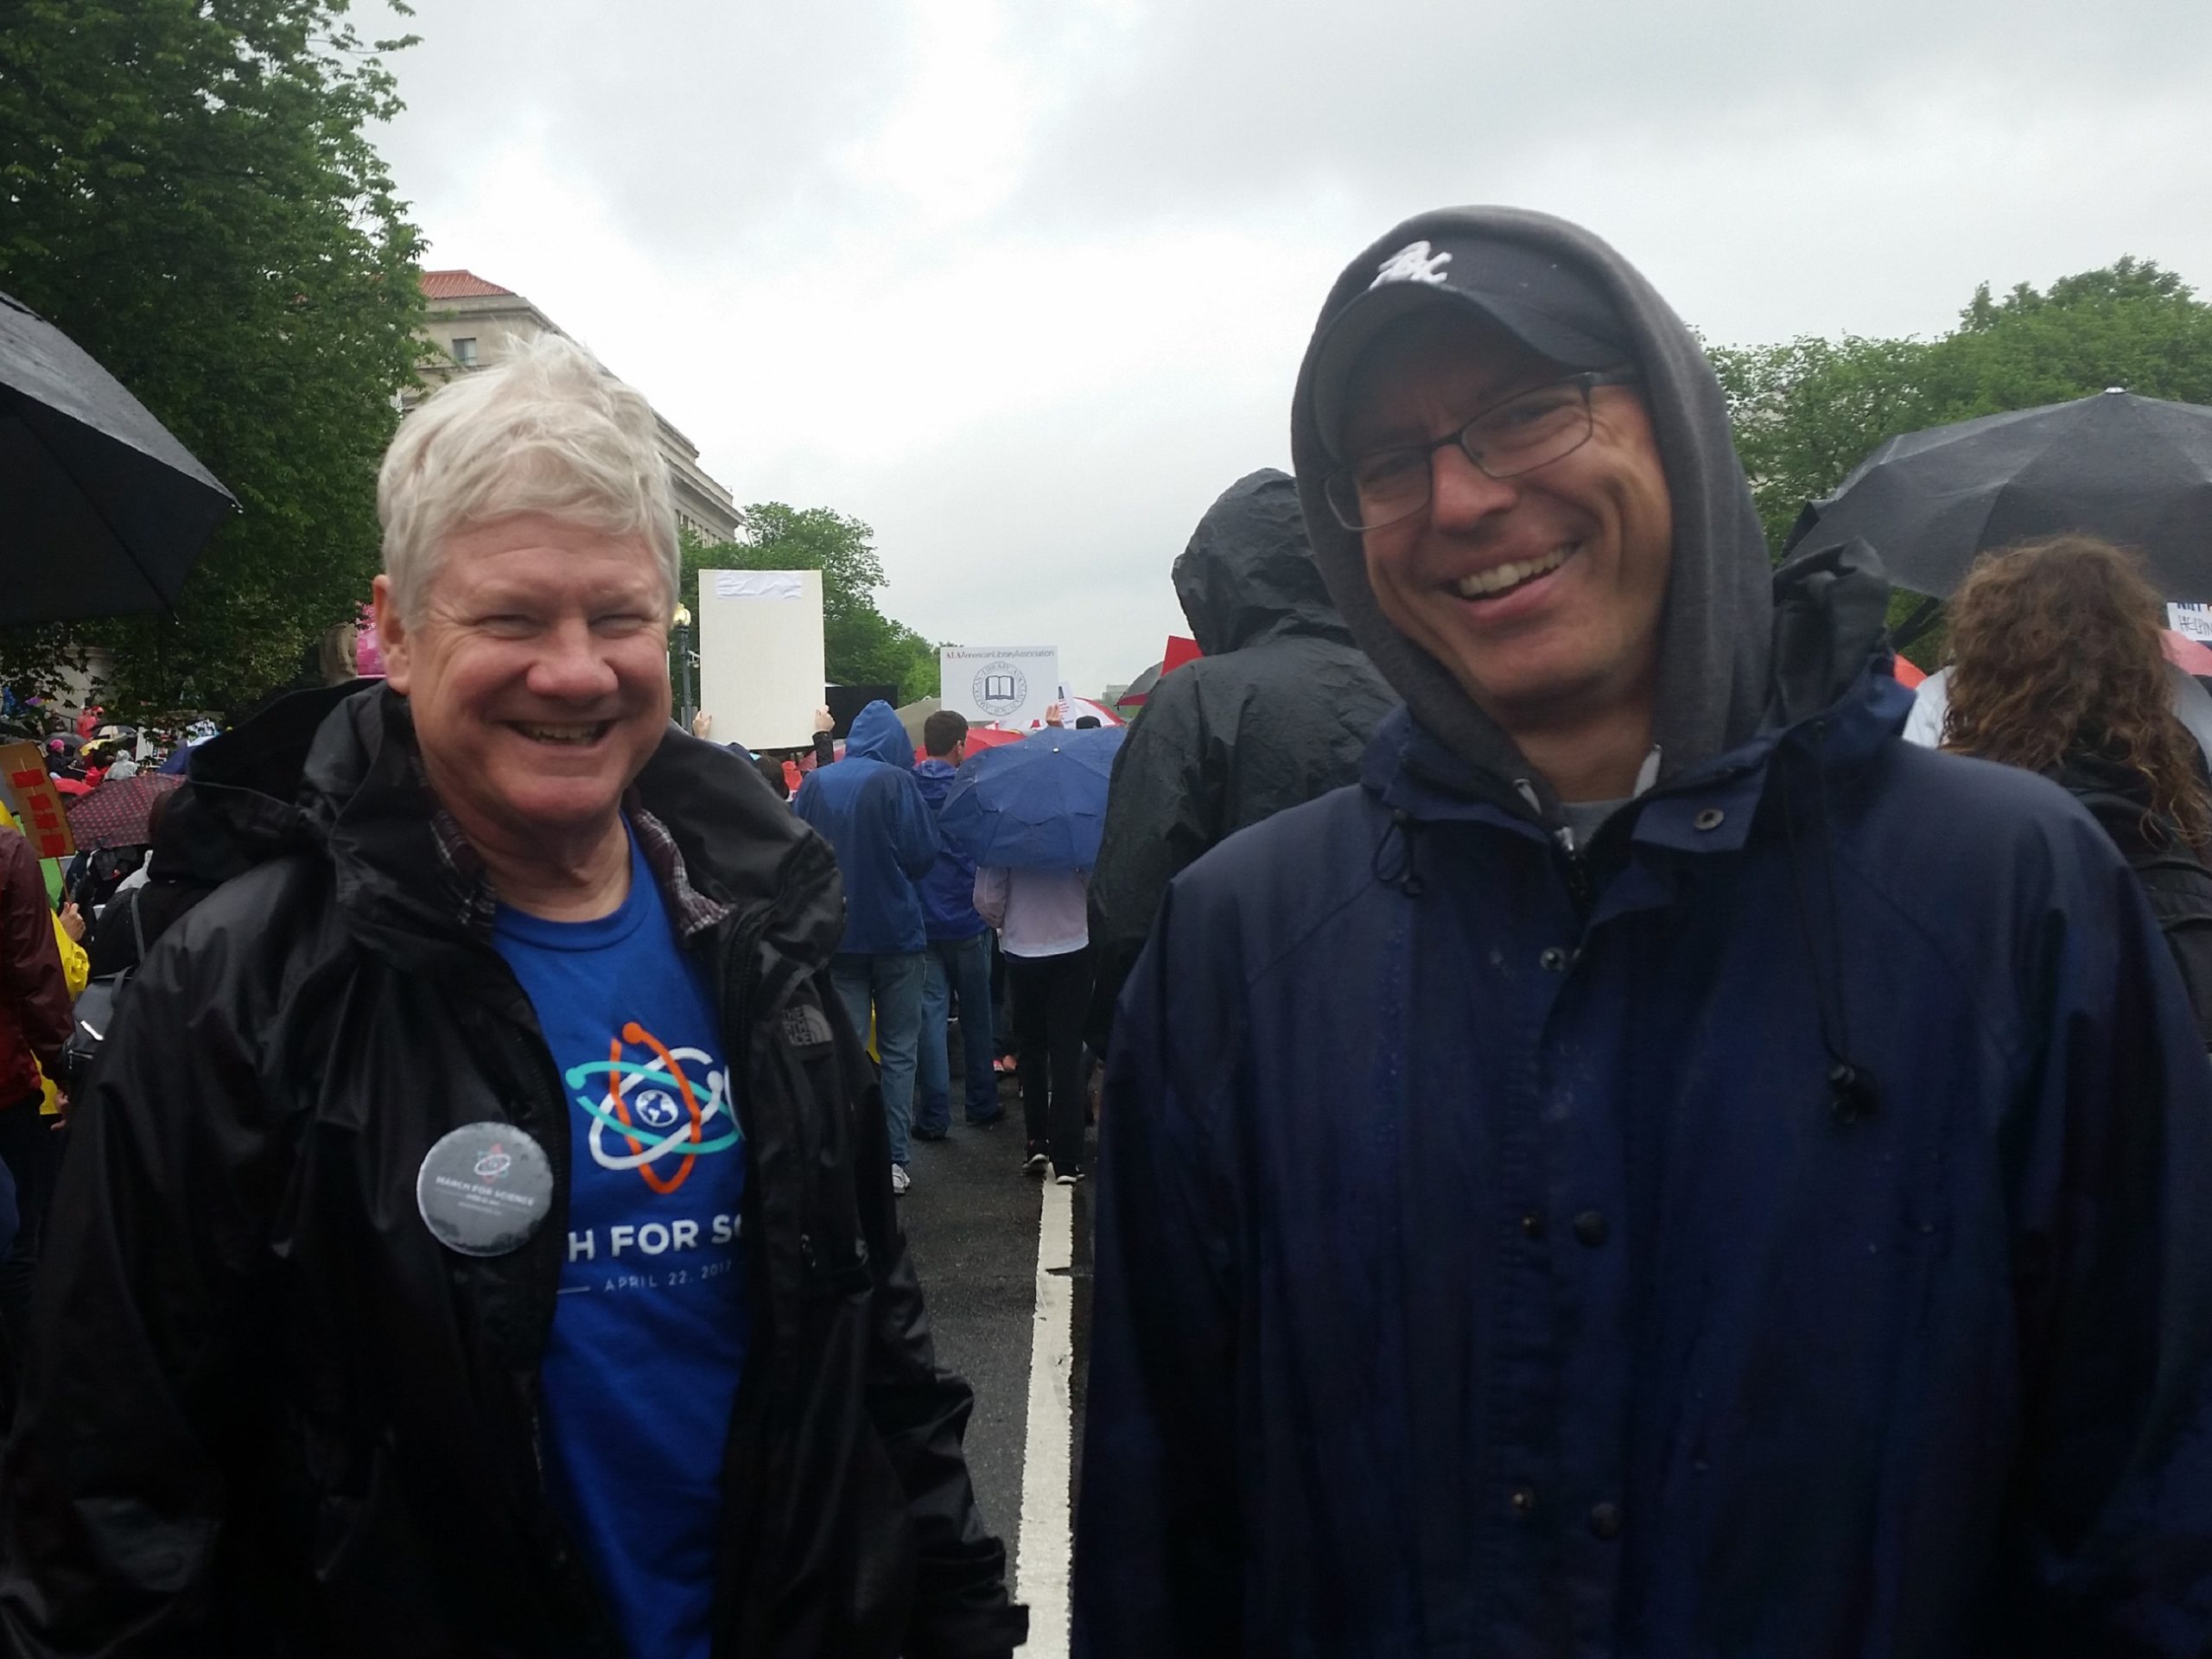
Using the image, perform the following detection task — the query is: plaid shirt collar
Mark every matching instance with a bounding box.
[426,790,734,942]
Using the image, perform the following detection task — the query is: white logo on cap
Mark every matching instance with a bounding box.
[1371,240,1452,289]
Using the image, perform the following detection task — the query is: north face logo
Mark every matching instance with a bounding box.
[1371,240,1452,289]
[780,1003,835,1051]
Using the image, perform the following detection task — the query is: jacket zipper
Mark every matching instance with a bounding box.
[1565,848,1595,920]
[709,908,782,1659]
[480,988,620,1652]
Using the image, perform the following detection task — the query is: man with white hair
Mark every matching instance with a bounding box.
[0,336,1024,1659]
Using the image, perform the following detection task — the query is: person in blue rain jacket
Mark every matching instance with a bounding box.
[1074,206,2212,1658]
[795,698,939,1190]
[912,709,1002,1136]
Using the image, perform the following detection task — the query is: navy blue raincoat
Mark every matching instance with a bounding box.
[1075,663,2212,1656]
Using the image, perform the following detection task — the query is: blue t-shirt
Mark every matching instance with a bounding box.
[493,826,748,1659]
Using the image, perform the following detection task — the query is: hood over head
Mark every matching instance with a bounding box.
[844,700,912,767]
[1290,207,1774,809]
[912,755,957,807]
[1172,469,1355,656]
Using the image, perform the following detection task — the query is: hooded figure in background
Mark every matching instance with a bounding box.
[1074,207,2212,1656]
[1084,469,1395,1051]
[794,698,942,1191]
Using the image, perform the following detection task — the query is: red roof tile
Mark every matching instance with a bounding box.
[422,270,514,300]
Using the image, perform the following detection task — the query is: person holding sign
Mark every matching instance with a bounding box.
[0,335,1020,1659]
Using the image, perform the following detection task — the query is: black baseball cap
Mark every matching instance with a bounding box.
[1310,233,1635,457]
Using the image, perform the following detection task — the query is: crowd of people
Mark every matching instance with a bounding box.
[0,201,2206,1657]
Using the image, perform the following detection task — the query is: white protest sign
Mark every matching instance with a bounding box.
[940,645,1062,727]
[2170,603,2212,644]
[698,569,826,749]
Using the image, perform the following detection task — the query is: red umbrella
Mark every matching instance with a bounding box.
[913,726,1027,764]
[65,771,182,849]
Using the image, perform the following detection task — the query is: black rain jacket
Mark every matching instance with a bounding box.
[2054,747,2212,1047]
[1084,469,1397,1050]
[0,683,1026,1659]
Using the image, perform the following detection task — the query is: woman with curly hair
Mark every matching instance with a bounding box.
[1944,533,2212,1040]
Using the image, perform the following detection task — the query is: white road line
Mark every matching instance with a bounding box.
[1015,1179,1076,1656]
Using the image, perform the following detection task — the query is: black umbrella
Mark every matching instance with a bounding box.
[0,289,237,624]
[1787,390,2212,604]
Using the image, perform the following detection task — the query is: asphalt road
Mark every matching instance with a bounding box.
[897,1067,1097,1630]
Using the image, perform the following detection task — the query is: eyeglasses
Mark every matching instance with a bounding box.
[1324,369,1641,532]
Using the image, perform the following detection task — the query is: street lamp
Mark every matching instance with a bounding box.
[672,603,696,729]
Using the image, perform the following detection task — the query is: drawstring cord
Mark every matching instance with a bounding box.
[1373,808,1425,898]
[1779,726,1882,1125]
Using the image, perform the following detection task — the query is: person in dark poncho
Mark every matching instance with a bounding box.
[2,334,1018,1659]
[1942,534,2212,1043]
[86,792,219,978]
[1084,469,1395,1050]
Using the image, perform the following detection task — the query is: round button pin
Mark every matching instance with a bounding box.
[416,1122,554,1257]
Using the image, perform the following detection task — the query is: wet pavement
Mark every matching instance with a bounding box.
[897,1065,1097,1635]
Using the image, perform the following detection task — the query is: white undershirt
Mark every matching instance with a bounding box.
[973,867,1090,958]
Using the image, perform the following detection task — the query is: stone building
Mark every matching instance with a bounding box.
[412,270,740,544]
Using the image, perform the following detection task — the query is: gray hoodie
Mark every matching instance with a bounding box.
[1288,206,1774,817]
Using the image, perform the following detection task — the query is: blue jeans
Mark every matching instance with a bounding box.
[917,931,1000,1134]
[830,951,928,1166]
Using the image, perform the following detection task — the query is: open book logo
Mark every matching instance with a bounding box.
[973,663,1027,717]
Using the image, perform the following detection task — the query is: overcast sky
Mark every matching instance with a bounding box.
[374,0,2212,693]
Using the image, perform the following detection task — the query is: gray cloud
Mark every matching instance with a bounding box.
[378,0,2212,691]
[1007,0,2212,228]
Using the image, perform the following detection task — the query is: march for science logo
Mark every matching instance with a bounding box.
[564,1021,738,1197]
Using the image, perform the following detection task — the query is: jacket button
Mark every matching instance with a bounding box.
[1539,946,1569,972]
[1589,1501,1624,1539]
[1520,1213,1545,1240]
[1694,807,1726,831]
[1573,1210,1608,1247]
[1509,1485,1536,1517]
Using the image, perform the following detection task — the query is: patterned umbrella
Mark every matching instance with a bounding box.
[65,771,182,849]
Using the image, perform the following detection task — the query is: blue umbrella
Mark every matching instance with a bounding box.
[157,732,215,775]
[939,724,1125,870]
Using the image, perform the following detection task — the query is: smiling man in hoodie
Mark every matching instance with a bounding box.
[1073,208,2212,1656]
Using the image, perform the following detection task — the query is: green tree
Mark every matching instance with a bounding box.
[680,505,940,705]
[1707,334,1936,553]
[0,0,425,717]
[1922,255,2212,419]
